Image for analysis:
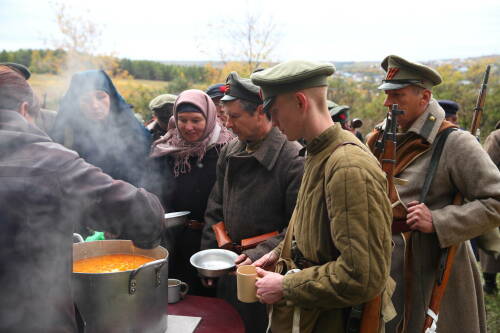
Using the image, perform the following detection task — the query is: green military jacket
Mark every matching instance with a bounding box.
[270,124,394,333]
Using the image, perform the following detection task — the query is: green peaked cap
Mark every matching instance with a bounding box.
[251,60,335,113]
[149,94,178,111]
[327,100,350,117]
[378,55,442,90]
[251,60,335,99]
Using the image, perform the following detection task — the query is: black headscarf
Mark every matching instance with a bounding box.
[51,70,151,186]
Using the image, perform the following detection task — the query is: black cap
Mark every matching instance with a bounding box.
[0,62,31,80]
[438,100,459,117]
[205,83,226,99]
[221,72,262,105]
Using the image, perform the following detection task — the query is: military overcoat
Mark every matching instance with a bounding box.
[480,129,500,273]
[200,126,304,332]
[380,100,500,333]
[201,126,304,260]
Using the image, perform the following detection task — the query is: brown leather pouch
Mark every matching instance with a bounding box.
[240,231,279,250]
[211,221,233,249]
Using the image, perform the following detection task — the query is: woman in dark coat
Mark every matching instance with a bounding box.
[150,89,233,296]
[51,70,151,187]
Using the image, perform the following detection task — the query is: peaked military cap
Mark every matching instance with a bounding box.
[327,100,350,123]
[205,83,226,99]
[378,55,442,90]
[149,94,177,112]
[0,62,31,80]
[251,60,335,113]
[438,99,459,116]
[221,71,262,105]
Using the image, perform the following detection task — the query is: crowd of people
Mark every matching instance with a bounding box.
[0,55,499,333]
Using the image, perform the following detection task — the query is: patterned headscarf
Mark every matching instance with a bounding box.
[151,89,233,176]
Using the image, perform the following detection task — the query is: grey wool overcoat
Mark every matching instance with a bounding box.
[480,128,500,273]
[382,100,500,333]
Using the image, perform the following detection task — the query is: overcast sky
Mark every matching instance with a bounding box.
[1,0,499,63]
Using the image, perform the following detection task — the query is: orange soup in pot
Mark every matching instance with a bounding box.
[73,254,155,273]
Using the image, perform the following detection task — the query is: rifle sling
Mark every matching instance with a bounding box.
[419,127,457,204]
[366,121,457,233]
[401,127,456,332]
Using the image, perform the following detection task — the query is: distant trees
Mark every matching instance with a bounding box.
[223,11,281,72]
[0,49,208,84]
[433,57,499,137]
[49,2,108,73]
[200,9,282,84]
[328,57,499,139]
[118,59,207,83]
[3,46,497,138]
[328,76,387,134]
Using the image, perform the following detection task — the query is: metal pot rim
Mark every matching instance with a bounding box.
[73,240,168,276]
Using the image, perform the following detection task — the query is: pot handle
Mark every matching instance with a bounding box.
[128,258,167,295]
[73,233,84,243]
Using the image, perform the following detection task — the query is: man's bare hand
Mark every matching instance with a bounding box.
[255,267,284,304]
[406,201,435,233]
[253,251,279,270]
[235,253,252,267]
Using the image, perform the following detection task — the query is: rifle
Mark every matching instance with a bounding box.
[376,104,404,194]
[358,104,404,333]
[422,64,491,333]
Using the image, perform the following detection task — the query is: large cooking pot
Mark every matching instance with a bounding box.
[73,239,169,333]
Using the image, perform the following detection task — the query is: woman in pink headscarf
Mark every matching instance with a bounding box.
[149,89,234,296]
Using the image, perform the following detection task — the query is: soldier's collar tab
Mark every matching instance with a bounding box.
[407,99,445,144]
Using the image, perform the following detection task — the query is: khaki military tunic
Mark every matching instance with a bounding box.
[270,124,394,333]
[383,100,500,333]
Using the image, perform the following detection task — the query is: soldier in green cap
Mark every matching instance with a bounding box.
[250,61,393,332]
[328,100,364,142]
[147,93,177,141]
[366,55,500,333]
[201,71,304,332]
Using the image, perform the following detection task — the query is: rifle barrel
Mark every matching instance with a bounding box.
[470,65,491,136]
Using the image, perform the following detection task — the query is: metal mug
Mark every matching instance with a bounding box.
[168,279,189,304]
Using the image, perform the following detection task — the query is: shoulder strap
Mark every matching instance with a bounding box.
[419,127,457,204]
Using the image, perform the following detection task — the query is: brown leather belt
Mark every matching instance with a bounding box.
[186,220,205,230]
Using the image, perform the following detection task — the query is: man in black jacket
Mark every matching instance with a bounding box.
[201,71,304,332]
